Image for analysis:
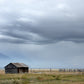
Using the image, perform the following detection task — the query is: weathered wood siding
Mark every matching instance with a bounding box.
[5,63,17,74]
[5,68,17,73]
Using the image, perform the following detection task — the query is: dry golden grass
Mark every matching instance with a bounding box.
[0,69,84,84]
[0,73,84,84]
[0,70,5,74]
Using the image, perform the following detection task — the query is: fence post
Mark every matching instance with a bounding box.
[50,68,52,72]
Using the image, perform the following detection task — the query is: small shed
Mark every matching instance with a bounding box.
[5,63,29,74]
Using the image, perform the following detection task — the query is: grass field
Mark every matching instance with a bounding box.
[0,70,84,84]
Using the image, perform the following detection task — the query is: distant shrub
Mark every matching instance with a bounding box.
[55,75,61,80]
[37,77,44,81]
[52,75,56,78]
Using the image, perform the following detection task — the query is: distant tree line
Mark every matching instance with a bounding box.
[59,69,84,72]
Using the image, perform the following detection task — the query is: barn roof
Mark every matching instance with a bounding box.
[11,63,28,67]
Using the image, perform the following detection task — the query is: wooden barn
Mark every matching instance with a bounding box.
[5,63,29,74]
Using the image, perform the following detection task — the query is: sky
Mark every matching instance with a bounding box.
[0,0,84,69]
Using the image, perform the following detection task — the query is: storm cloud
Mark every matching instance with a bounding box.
[0,0,84,44]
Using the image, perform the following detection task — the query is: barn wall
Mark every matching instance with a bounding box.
[5,63,17,74]
[5,63,16,69]
[28,67,29,72]
[5,68,17,73]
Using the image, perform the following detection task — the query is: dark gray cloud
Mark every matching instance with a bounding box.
[0,0,84,44]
